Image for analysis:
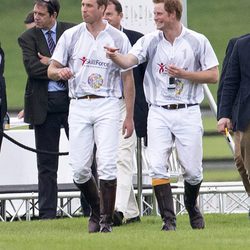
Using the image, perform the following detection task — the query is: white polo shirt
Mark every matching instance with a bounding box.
[52,21,131,98]
[129,25,219,106]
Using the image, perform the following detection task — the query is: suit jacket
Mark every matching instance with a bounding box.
[18,22,74,125]
[123,28,148,138]
[218,35,250,131]
[217,34,250,120]
[0,45,7,126]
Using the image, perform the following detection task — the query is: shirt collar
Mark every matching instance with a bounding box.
[159,24,186,42]
[41,22,57,35]
[176,24,186,40]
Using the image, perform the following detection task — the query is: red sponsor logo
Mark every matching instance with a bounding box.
[157,63,167,74]
[80,56,87,65]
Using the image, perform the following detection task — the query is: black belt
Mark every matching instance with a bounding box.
[71,95,106,100]
[161,103,198,110]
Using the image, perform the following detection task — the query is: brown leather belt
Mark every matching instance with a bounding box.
[161,103,198,110]
[71,95,105,100]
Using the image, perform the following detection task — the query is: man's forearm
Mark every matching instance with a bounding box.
[47,61,61,81]
[122,70,135,119]
[107,50,138,69]
[183,67,219,84]
[18,37,49,79]
[48,60,74,81]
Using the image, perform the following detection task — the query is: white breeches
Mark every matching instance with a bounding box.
[69,98,120,183]
[115,100,139,218]
[147,105,203,185]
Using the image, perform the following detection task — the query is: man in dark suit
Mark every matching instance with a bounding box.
[0,43,7,151]
[217,34,250,114]
[104,0,148,225]
[217,35,250,216]
[0,43,7,216]
[18,0,74,219]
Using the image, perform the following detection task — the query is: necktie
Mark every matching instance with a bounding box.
[47,30,65,89]
[47,30,56,54]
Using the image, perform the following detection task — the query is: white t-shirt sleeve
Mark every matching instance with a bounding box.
[200,35,219,70]
[129,36,148,65]
[119,34,135,72]
[52,32,69,66]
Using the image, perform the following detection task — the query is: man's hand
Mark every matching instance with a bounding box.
[17,109,24,119]
[122,117,134,139]
[167,64,186,78]
[38,52,50,65]
[57,67,74,81]
[167,65,219,84]
[104,46,119,59]
[217,118,232,134]
[48,60,74,82]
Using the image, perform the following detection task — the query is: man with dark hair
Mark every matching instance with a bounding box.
[18,0,74,220]
[106,0,219,231]
[104,0,148,226]
[48,0,135,233]
[0,43,7,151]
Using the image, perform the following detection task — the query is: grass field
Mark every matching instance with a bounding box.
[0,215,250,250]
[203,168,240,182]
[203,136,232,159]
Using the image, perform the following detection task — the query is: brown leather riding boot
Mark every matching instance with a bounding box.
[74,177,100,233]
[184,180,205,229]
[99,179,117,233]
[154,183,176,231]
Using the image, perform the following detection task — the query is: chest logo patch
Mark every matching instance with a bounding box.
[88,73,103,89]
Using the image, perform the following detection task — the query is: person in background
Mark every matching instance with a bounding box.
[105,0,219,231]
[48,0,135,233]
[18,0,75,220]
[18,11,36,120]
[217,34,250,218]
[24,11,36,29]
[104,0,148,226]
[19,7,95,218]
[0,43,7,151]
[0,42,7,215]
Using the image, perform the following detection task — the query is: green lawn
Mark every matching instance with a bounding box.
[203,168,240,182]
[0,215,249,250]
[202,115,233,159]
[188,0,250,100]
[203,115,218,132]
[203,136,233,159]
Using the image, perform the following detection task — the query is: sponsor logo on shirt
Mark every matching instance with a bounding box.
[80,56,109,68]
[157,63,167,74]
[88,73,104,89]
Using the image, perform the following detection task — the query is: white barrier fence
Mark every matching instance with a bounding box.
[0,119,248,221]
